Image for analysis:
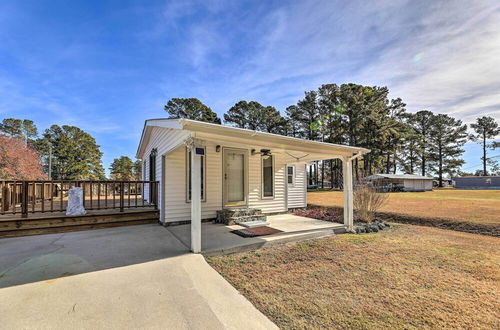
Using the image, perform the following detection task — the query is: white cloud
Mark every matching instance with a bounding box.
[170,0,500,128]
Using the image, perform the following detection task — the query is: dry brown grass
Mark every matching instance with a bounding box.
[309,189,500,225]
[208,225,500,329]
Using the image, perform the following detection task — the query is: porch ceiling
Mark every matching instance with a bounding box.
[192,131,344,162]
[187,128,368,162]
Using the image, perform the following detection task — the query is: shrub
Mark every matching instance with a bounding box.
[353,184,388,223]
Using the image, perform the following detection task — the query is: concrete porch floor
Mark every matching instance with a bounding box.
[167,214,346,256]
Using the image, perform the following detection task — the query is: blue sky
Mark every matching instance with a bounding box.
[1,0,499,175]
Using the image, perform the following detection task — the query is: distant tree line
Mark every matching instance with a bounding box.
[164,85,499,187]
[1,84,498,183]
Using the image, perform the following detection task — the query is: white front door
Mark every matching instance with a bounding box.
[223,149,247,207]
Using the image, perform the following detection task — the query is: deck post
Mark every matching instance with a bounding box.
[119,182,125,212]
[342,156,354,230]
[190,142,202,253]
[21,181,29,218]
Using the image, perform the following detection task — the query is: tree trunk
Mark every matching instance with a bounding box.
[421,152,426,177]
[483,132,487,176]
[386,153,391,174]
[315,162,319,186]
[409,149,414,174]
[439,144,443,187]
[393,153,397,174]
[329,159,334,190]
[321,161,324,189]
[354,158,359,182]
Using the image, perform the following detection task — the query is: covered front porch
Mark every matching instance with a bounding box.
[138,119,370,253]
[184,120,369,253]
[169,214,346,256]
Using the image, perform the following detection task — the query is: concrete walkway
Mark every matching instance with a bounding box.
[0,225,277,329]
[168,214,345,255]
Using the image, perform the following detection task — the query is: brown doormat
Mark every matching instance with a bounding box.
[231,226,283,238]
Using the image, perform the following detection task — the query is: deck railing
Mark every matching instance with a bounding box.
[0,180,158,218]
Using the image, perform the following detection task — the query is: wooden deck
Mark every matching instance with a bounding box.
[0,180,160,238]
[0,197,154,220]
[0,207,159,238]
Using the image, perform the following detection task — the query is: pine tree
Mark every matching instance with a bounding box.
[470,116,500,176]
[428,114,468,186]
[164,98,221,124]
[398,126,421,174]
[0,118,38,143]
[409,110,434,176]
[109,156,135,180]
[224,101,285,133]
[35,125,105,180]
[133,160,142,180]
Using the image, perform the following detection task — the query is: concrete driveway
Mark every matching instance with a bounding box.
[0,225,276,329]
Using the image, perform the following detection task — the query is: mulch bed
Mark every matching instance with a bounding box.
[231,226,283,238]
[297,205,500,237]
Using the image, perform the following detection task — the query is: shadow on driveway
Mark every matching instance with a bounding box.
[0,224,189,288]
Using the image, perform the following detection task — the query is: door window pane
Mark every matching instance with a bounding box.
[263,155,274,197]
[227,153,245,202]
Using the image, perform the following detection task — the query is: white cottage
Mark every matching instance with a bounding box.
[366,174,433,192]
[136,118,369,252]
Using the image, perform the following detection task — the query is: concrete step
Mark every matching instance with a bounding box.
[237,220,270,228]
[216,208,264,225]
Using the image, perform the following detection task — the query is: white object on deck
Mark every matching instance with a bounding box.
[66,187,86,216]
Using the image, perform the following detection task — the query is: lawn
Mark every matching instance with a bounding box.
[308,189,500,232]
[208,225,500,329]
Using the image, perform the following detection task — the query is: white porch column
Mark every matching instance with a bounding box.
[342,156,354,230]
[190,142,202,253]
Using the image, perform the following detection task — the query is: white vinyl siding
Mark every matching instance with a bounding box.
[248,152,286,213]
[141,126,308,223]
[403,179,433,191]
[163,140,222,223]
[287,163,307,209]
[141,127,190,221]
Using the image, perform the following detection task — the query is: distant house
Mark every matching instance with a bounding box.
[453,176,500,189]
[366,174,433,192]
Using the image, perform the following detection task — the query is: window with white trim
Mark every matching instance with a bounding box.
[287,165,295,185]
[262,155,274,198]
[186,147,206,201]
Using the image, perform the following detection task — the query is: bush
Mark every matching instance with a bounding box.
[353,184,388,223]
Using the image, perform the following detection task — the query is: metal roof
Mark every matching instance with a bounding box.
[367,174,433,180]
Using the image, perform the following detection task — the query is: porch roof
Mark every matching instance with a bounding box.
[137,118,370,161]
